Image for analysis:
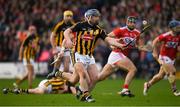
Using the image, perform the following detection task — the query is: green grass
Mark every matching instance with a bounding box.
[0,78,180,106]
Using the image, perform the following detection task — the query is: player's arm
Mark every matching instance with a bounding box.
[105,31,125,49]
[136,36,153,52]
[64,28,74,48]
[50,32,57,49]
[50,23,63,54]
[64,23,80,48]
[18,36,29,61]
[50,32,58,54]
[33,36,40,53]
[152,37,161,60]
[57,39,66,58]
[18,42,24,61]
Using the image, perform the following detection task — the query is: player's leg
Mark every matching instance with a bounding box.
[87,64,99,91]
[143,67,165,95]
[55,52,79,85]
[163,64,180,96]
[74,62,95,102]
[74,63,89,92]
[26,64,34,88]
[28,88,45,94]
[53,57,61,72]
[13,88,45,94]
[13,59,29,88]
[115,57,137,97]
[98,51,121,82]
[56,69,79,85]
[63,55,70,73]
[98,64,114,81]
[13,74,28,88]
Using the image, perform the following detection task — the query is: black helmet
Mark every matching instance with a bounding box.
[168,20,179,29]
[127,16,137,23]
[84,9,101,18]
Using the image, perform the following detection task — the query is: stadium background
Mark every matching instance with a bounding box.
[0,0,180,106]
[0,0,179,79]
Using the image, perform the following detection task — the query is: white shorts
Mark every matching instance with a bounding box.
[159,55,175,65]
[74,52,95,69]
[23,58,35,66]
[107,51,127,65]
[38,79,52,94]
[56,46,70,56]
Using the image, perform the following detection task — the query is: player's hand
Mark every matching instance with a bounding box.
[152,52,159,61]
[52,48,58,55]
[57,50,64,58]
[113,38,126,49]
[18,57,22,61]
[66,39,73,48]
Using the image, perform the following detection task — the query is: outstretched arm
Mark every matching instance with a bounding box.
[105,32,125,49]
[152,37,161,60]
[136,37,153,52]
[64,28,74,48]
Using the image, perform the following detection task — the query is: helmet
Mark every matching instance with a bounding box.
[63,10,73,16]
[84,9,101,19]
[168,20,179,29]
[127,16,137,23]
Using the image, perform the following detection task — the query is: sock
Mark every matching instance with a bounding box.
[21,89,29,93]
[171,82,177,92]
[123,84,129,89]
[53,68,59,73]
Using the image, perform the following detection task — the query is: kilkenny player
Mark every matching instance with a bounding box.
[56,9,126,102]
[4,77,76,95]
[47,10,75,79]
[15,25,39,88]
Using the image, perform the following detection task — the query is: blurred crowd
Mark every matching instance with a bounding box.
[0,0,179,78]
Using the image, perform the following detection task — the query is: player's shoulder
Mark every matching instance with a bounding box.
[77,21,86,25]
[134,28,140,34]
[73,21,85,27]
[52,20,64,31]
[120,26,127,30]
[160,31,172,37]
[113,26,125,32]
[55,20,65,27]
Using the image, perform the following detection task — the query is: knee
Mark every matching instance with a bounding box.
[91,75,98,83]
[129,66,137,73]
[98,73,105,81]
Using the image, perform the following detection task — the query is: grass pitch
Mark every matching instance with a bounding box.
[0,78,180,106]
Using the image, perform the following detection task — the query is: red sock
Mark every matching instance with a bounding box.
[123,84,129,89]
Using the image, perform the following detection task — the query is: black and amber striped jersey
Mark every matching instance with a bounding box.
[71,21,107,55]
[22,34,38,61]
[52,20,75,46]
[44,77,66,93]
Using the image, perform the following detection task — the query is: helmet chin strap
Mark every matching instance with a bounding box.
[86,16,94,26]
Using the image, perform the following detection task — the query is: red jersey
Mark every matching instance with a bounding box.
[112,26,140,56]
[158,31,180,60]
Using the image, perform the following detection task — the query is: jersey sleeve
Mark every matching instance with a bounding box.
[71,22,81,32]
[112,28,122,37]
[52,22,63,34]
[99,29,107,40]
[158,34,166,41]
